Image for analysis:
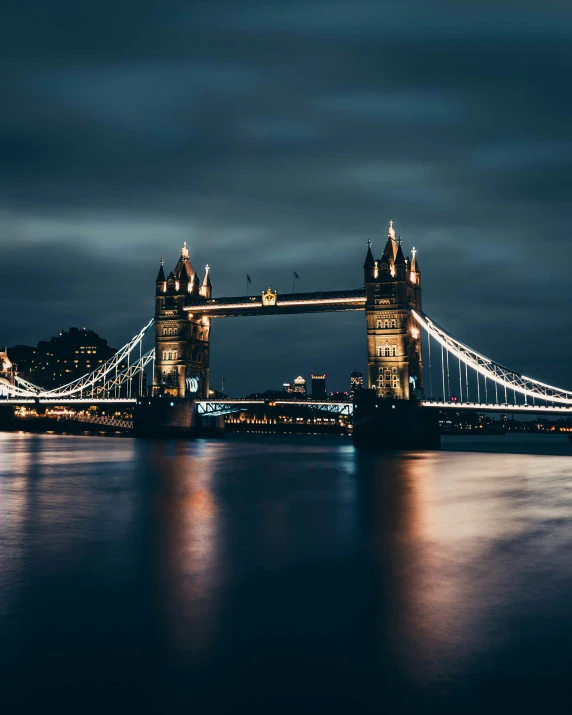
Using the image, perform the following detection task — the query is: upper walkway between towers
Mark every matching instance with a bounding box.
[184,288,366,317]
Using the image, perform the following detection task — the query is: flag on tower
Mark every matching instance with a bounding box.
[247,274,252,284]
[293,272,300,279]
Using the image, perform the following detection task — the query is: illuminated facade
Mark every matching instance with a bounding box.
[364,221,423,399]
[283,376,307,396]
[154,243,211,399]
[152,227,421,404]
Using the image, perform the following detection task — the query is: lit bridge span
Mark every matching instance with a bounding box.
[2,224,572,429]
[2,308,572,415]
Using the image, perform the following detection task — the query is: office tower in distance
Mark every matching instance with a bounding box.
[284,376,306,396]
[311,374,327,398]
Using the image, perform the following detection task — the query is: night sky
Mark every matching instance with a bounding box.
[2,1,571,395]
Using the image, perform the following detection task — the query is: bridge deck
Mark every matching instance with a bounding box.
[185,288,366,317]
[423,401,572,414]
[3,397,571,415]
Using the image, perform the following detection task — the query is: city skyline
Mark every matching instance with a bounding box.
[2,1,572,394]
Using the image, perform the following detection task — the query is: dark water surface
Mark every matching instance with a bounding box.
[1,432,572,714]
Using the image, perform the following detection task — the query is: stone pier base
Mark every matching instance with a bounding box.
[133,396,224,438]
[0,404,15,430]
[352,390,440,450]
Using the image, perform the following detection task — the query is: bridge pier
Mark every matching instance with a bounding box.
[0,404,15,430]
[133,395,195,436]
[352,390,440,450]
[133,395,224,438]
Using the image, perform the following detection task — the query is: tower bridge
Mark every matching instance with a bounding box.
[2,221,572,446]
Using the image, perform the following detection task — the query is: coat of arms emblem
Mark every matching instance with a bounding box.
[262,288,278,306]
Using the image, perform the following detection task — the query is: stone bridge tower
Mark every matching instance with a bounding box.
[154,243,211,400]
[363,221,423,400]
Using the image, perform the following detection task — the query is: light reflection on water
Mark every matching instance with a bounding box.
[0,432,571,712]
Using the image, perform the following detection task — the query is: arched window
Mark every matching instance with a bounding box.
[384,320,389,328]
[384,347,391,357]
[392,367,397,373]
[392,346,397,356]
[376,320,382,329]
[173,351,178,360]
[168,351,173,361]
[391,319,396,328]
[162,351,167,360]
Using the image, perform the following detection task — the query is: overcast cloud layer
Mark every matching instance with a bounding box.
[1,0,571,394]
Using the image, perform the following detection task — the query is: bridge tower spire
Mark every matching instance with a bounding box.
[364,221,423,400]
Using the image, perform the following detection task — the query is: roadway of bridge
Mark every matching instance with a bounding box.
[422,401,572,414]
[0,398,138,406]
[199,400,572,416]
[3,398,572,416]
[185,288,367,317]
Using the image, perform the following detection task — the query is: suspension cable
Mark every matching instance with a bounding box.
[411,310,572,406]
[446,349,451,400]
[428,334,433,400]
[465,361,469,403]
[441,343,445,401]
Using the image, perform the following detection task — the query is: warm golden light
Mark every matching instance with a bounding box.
[185,295,366,313]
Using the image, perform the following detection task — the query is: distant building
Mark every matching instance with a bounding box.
[247,389,284,400]
[330,391,351,402]
[350,371,364,398]
[8,328,119,389]
[311,374,327,398]
[283,376,306,396]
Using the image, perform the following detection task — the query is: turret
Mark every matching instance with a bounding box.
[410,247,420,285]
[156,259,166,295]
[200,264,212,298]
[177,262,189,292]
[382,220,398,263]
[394,238,406,279]
[363,240,375,282]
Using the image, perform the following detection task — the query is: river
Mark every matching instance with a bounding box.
[1,432,571,713]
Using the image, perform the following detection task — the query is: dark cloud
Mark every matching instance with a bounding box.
[1,0,571,393]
